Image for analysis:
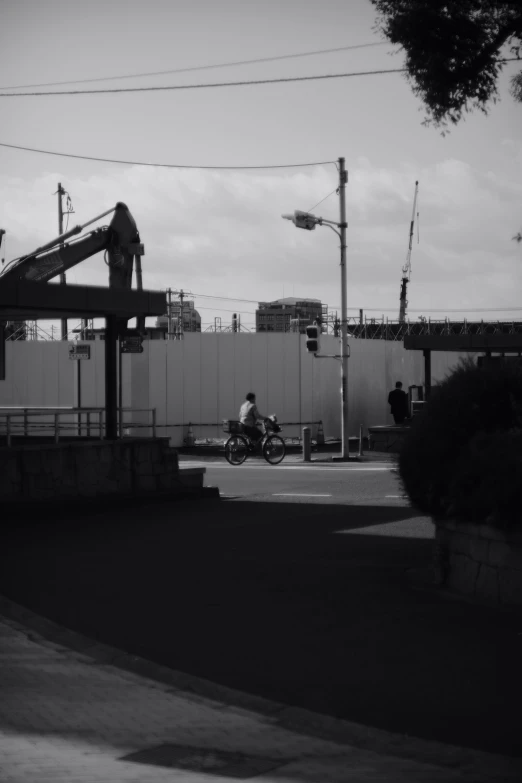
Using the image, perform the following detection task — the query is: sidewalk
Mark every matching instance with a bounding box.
[177,440,397,463]
[1,603,520,783]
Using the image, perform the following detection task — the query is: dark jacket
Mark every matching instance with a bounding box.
[388,388,409,417]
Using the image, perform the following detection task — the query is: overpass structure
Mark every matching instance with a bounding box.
[404,332,522,399]
[347,318,522,341]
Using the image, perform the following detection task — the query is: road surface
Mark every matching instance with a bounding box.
[1,457,521,758]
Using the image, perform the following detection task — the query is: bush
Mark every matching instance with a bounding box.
[398,358,522,530]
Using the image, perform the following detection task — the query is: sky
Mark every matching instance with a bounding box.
[0,0,521,335]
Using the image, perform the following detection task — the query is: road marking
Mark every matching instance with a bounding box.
[179,463,393,472]
[273,493,332,497]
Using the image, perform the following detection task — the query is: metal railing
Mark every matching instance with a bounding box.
[170,420,324,446]
[345,318,522,341]
[0,407,158,447]
[0,409,325,447]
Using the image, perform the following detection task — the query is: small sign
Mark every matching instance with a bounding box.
[69,344,91,360]
[121,336,144,354]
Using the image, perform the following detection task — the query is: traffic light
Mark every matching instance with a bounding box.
[305,323,321,354]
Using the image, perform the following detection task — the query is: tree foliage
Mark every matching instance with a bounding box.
[398,358,522,529]
[371,1,522,128]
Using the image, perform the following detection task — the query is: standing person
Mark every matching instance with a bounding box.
[239,392,267,447]
[388,381,409,424]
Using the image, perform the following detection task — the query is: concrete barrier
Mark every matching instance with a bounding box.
[0,438,207,505]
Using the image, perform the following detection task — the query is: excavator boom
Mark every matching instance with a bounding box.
[0,203,143,290]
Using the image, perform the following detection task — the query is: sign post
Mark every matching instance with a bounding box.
[69,344,90,435]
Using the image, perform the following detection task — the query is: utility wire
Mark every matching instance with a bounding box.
[307,188,339,214]
[2,58,517,98]
[191,293,262,304]
[181,292,522,314]
[0,42,387,90]
[0,67,407,97]
[0,142,336,170]
[2,58,519,98]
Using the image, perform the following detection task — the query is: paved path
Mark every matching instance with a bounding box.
[1,609,521,782]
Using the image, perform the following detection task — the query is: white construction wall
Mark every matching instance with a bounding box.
[0,334,476,445]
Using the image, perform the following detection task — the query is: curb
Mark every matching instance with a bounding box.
[0,595,520,781]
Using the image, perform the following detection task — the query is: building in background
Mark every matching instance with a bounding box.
[69,299,202,341]
[156,299,201,336]
[256,298,324,333]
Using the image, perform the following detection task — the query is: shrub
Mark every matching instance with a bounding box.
[398,358,522,530]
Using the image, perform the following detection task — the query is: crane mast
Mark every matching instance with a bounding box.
[398,180,419,323]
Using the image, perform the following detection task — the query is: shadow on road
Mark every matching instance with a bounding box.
[1,498,521,758]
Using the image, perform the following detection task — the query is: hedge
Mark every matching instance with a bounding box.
[398,357,522,529]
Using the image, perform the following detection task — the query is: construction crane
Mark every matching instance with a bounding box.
[398,181,419,323]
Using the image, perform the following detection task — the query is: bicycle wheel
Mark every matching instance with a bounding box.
[225,435,249,465]
[262,435,286,465]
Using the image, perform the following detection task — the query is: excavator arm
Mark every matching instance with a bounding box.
[0,203,143,290]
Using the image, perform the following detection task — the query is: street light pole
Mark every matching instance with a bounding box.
[338,157,349,459]
[57,183,67,341]
[281,155,350,460]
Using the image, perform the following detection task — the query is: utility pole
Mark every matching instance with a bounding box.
[338,157,349,459]
[282,156,349,458]
[167,288,174,340]
[178,289,184,339]
[57,183,67,340]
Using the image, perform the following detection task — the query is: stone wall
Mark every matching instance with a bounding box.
[0,438,205,504]
[435,520,522,607]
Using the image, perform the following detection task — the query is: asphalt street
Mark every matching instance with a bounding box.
[179,454,405,505]
[1,457,522,759]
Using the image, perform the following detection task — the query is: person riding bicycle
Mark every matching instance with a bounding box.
[239,392,268,448]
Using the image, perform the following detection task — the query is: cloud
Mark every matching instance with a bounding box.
[1,156,520,325]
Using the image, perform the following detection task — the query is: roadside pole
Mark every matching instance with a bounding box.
[57,183,67,340]
[282,155,351,460]
[167,288,173,340]
[338,157,349,460]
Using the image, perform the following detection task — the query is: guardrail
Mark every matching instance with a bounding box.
[0,409,323,447]
[0,407,158,447]
[164,420,324,446]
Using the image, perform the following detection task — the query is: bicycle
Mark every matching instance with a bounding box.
[223,415,286,466]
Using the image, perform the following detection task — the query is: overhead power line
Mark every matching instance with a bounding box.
[0,142,335,170]
[177,292,522,315]
[1,58,517,98]
[0,67,407,97]
[0,57,512,98]
[0,42,387,90]
[191,293,261,304]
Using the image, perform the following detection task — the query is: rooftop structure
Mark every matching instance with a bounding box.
[256,298,324,333]
[156,299,201,334]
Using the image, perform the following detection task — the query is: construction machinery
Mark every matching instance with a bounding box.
[398,181,419,323]
[0,202,143,292]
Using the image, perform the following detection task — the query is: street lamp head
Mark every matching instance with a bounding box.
[281,210,318,230]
